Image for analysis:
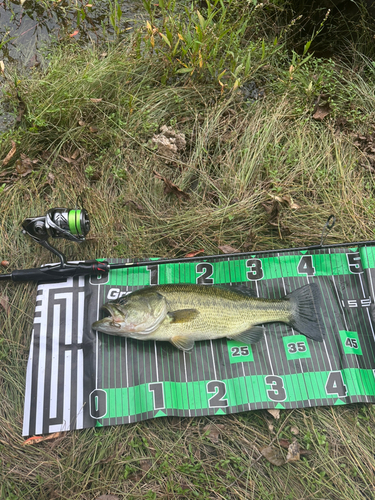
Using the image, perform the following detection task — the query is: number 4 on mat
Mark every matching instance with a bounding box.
[325,371,347,397]
[297,255,315,276]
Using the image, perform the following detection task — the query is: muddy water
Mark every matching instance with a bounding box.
[0,0,141,132]
[0,0,140,64]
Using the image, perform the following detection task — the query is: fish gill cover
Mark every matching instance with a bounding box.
[22,245,375,436]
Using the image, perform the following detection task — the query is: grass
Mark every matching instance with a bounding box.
[1,0,375,498]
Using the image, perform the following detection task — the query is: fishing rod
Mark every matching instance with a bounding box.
[0,209,374,283]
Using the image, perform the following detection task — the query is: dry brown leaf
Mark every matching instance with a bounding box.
[268,193,300,210]
[15,161,32,177]
[59,155,74,164]
[267,408,280,419]
[124,200,144,211]
[0,294,10,315]
[185,249,205,258]
[286,438,300,462]
[153,170,190,200]
[89,126,99,133]
[47,173,55,184]
[279,439,290,449]
[15,154,38,177]
[203,423,225,444]
[2,140,16,166]
[282,194,300,210]
[71,149,80,160]
[312,103,331,121]
[22,432,65,446]
[95,496,120,500]
[218,245,240,254]
[260,446,285,466]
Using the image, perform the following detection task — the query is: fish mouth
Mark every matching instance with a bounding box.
[92,303,125,332]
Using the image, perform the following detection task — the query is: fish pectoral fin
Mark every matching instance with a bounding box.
[227,326,265,344]
[167,309,199,323]
[170,336,195,351]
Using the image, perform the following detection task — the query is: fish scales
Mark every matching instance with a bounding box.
[92,283,323,351]
[145,284,292,341]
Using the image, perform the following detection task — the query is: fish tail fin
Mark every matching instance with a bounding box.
[286,283,323,342]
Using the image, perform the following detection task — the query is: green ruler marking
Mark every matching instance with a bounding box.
[105,251,362,287]
[100,368,375,419]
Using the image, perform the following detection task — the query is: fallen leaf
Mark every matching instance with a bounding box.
[47,173,55,184]
[203,423,225,444]
[78,120,86,127]
[15,161,31,176]
[0,294,10,315]
[59,155,73,163]
[312,103,331,121]
[71,149,80,160]
[15,154,38,176]
[279,439,290,449]
[22,432,65,446]
[95,496,120,500]
[1,260,9,267]
[267,408,280,419]
[124,200,144,211]
[69,29,79,38]
[89,126,99,133]
[286,438,300,462]
[268,193,300,210]
[185,249,205,258]
[290,426,299,435]
[260,446,285,466]
[153,170,189,200]
[218,245,240,254]
[2,141,16,166]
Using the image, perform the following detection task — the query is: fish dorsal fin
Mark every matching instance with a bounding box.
[168,309,199,323]
[227,326,265,344]
[215,284,257,297]
[170,336,195,351]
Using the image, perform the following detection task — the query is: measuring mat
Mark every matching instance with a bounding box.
[22,245,375,436]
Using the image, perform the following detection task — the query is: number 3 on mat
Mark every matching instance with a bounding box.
[265,375,286,402]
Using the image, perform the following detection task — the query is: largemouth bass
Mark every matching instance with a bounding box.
[91,283,323,351]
